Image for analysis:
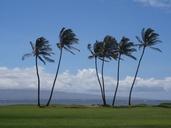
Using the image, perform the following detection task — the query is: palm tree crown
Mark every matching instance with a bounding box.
[22,37,54,64]
[118,36,137,60]
[136,28,161,52]
[88,41,104,60]
[88,35,118,61]
[57,27,79,54]
[103,35,118,60]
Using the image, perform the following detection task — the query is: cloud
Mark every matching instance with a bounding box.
[134,0,171,8]
[0,67,170,98]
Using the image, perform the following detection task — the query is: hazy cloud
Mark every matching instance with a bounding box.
[134,0,171,8]
[0,67,170,96]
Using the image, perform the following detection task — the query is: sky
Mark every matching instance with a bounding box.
[0,0,171,100]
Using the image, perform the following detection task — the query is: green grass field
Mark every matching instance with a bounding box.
[0,105,171,128]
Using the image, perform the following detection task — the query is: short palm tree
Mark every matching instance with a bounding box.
[112,37,136,107]
[46,27,79,106]
[128,28,161,106]
[22,37,54,107]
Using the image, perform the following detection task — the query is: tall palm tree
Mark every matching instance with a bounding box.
[101,36,118,106]
[88,36,117,106]
[112,37,136,107]
[46,27,79,106]
[88,41,106,105]
[22,37,54,107]
[128,28,161,106]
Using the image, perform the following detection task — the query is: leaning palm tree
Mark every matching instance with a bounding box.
[88,41,106,105]
[112,37,136,107]
[46,27,79,106]
[22,37,54,107]
[128,28,161,106]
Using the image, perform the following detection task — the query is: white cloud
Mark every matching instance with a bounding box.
[134,0,171,8]
[0,67,170,98]
[0,67,52,90]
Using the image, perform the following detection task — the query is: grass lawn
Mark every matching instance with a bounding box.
[0,105,171,128]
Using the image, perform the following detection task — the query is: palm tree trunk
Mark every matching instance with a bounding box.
[46,48,63,106]
[35,56,40,107]
[101,57,107,106]
[112,54,121,107]
[128,47,145,106]
[95,57,105,105]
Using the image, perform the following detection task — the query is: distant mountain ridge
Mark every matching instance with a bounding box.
[0,89,170,105]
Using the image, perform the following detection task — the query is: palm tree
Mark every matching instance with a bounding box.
[46,27,79,106]
[88,41,106,105]
[22,37,54,107]
[101,36,118,106]
[112,37,136,107]
[128,28,161,106]
[88,36,117,106]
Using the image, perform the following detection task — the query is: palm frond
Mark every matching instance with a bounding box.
[39,47,53,52]
[87,44,95,56]
[118,36,136,60]
[57,43,62,49]
[98,57,110,62]
[42,56,55,63]
[88,55,95,59]
[59,27,66,40]
[30,42,34,50]
[138,44,144,50]
[87,44,91,50]
[140,28,161,49]
[125,48,137,52]
[39,51,54,56]
[66,45,80,52]
[136,36,143,44]
[58,27,79,54]
[22,53,33,60]
[36,37,49,49]
[70,46,80,52]
[63,46,76,55]
[103,35,117,48]
[94,41,104,56]
[141,28,145,42]
[23,37,54,65]
[126,54,137,60]
[144,28,154,42]
[111,53,118,60]
[150,47,162,52]
[38,56,46,65]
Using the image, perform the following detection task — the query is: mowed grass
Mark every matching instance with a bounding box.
[0,105,171,128]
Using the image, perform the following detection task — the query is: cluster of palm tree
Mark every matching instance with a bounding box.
[88,28,161,107]
[22,27,161,107]
[22,27,79,107]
